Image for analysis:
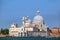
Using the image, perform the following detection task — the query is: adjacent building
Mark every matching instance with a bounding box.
[50,28,60,37]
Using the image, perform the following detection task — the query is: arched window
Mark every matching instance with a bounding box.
[41,24,42,27]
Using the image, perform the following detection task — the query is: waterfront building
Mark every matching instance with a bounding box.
[50,28,60,37]
[9,24,21,37]
[9,10,48,37]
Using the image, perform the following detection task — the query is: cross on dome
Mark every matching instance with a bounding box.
[36,10,40,16]
[37,10,40,13]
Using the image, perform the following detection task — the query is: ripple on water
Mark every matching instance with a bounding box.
[0,37,60,40]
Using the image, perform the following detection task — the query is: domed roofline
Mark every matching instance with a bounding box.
[33,10,43,22]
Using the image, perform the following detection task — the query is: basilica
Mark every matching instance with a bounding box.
[9,10,48,37]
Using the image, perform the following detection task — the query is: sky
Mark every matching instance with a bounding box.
[0,0,60,28]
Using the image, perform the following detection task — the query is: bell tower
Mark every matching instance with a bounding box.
[22,16,31,27]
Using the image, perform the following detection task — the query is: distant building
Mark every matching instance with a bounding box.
[9,10,48,37]
[50,28,60,37]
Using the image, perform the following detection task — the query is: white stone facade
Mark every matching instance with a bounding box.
[9,10,48,37]
[9,24,34,37]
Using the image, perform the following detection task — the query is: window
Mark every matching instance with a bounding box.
[41,24,42,27]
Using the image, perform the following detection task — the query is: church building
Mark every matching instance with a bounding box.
[9,10,48,37]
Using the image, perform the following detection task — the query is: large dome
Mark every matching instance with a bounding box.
[34,15,43,21]
[33,10,43,21]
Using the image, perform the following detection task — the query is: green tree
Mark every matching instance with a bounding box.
[3,28,9,35]
[1,28,9,35]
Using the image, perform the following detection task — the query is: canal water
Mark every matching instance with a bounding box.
[0,37,60,40]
